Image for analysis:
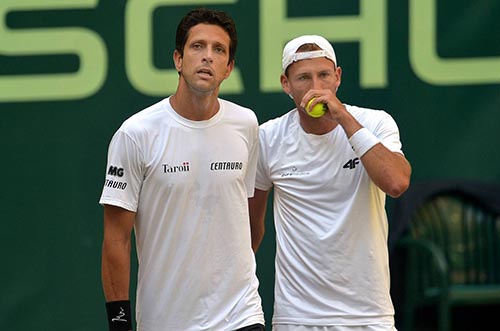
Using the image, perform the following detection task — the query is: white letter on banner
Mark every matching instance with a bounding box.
[410,0,500,85]
[0,0,106,102]
[260,0,387,92]
[126,0,243,96]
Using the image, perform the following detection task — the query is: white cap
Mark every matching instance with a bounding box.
[282,35,337,73]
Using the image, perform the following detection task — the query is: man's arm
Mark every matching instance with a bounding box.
[318,94,411,198]
[358,144,411,198]
[248,189,270,253]
[334,105,411,198]
[341,112,411,198]
[101,204,135,302]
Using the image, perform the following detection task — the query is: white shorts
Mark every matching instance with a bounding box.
[273,325,397,331]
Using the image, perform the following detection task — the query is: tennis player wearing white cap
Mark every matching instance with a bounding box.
[249,35,412,331]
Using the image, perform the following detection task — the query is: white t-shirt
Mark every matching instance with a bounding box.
[256,105,403,327]
[100,97,264,331]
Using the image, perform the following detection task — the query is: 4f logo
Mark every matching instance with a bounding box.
[108,165,124,177]
[343,158,360,170]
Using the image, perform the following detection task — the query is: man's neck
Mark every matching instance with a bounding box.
[170,88,220,121]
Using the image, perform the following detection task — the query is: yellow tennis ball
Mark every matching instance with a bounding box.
[306,98,327,118]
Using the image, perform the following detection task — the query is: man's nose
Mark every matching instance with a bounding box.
[311,76,322,89]
[202,49,214,63]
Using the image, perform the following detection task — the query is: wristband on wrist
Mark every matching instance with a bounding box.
[106,300,132,331]
[349,128,380,158]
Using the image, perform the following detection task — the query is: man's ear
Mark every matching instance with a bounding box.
[280,74,291,95]
[173,49,183,72]
[223,60,235,79]
[334,66,342,90]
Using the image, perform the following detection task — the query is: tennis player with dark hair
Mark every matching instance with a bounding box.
[100,8,264,331]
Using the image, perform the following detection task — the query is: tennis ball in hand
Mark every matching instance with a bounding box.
[306,98,327,118]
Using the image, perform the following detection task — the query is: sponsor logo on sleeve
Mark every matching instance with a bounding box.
[105,165,127,190]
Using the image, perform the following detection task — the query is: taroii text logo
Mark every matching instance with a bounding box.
[162,162,190,173]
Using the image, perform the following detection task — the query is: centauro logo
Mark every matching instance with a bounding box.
[210,161,243,171]
[162,162,190,173]
[104,179,127,190]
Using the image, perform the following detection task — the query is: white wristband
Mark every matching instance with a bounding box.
[348,128,380,158]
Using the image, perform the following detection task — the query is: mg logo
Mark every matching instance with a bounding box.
[108,166,124,177]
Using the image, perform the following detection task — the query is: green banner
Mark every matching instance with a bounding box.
[1,0,499,329]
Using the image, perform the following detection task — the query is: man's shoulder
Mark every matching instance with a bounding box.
[219,98,259,124]
[220,98,254,114]
[120,99,168,130]
[346,103,385,115]
[346,103,392,123]
[107,99,169,145]
[258,109,297,148]
[260,109,296,131]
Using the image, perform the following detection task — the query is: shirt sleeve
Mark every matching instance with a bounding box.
[99,129,144,212]
[245,120,259,198]
[375,112,404,155]
[254,127,273,191]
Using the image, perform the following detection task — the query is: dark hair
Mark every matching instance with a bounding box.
[175,8,238,63]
